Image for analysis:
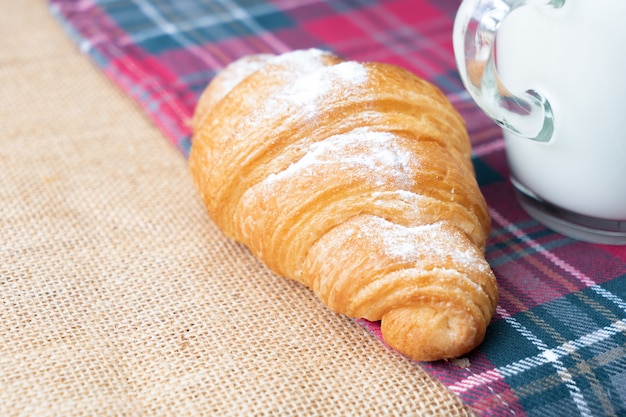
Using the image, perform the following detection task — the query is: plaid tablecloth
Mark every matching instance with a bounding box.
[49,1,626,416]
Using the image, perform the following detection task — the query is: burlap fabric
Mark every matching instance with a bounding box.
[0,1,474,416]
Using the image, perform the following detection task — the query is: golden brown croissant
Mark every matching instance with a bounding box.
[189,48,498,361]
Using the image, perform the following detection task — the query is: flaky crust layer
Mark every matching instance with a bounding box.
[190,49,498,361]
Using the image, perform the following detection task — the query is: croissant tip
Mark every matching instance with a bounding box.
[381,305,484,362]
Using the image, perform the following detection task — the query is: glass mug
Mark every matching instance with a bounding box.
[453,0,626,244]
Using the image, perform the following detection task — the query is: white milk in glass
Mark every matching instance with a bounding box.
[496,2,626,220]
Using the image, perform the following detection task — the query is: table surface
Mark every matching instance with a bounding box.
[2,1,625,416]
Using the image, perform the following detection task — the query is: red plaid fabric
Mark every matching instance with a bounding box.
[50,1,626,416]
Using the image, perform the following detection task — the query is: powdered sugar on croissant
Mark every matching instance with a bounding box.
[190,48,498,361]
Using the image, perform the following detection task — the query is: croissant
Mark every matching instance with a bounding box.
[189,48,498,362]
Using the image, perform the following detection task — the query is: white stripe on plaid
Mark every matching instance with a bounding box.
[49,0,124,54]
[490,209,626,315]
[118,0,320,46]
[495,305,593,417]
[129,0,225,68]
[449,318,626,395]
[214,0,289,52]
[331,5,452,78]
[124,0,290,54]
[446,89,471,104]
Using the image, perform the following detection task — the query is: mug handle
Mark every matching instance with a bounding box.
[453,0,563,142]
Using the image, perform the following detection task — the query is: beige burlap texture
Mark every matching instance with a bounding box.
[0,1,475,415]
